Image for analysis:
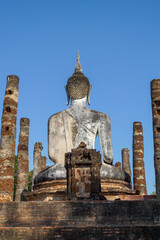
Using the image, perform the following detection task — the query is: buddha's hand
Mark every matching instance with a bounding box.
[103,157,113,165]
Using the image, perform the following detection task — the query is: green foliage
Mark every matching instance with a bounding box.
[151,185,156,195]
[13,155,33,200]
[28,170,33,191]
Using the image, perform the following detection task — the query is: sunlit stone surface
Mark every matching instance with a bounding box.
[35,53,130,184]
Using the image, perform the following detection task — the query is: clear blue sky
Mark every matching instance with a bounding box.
[0,0,160,194]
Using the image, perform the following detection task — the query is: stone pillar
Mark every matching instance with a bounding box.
[122,148,132,181]
[32,142,43,187]
[65,142,102,200]
[115,161,121,170]
[0,75,19,202]
[15,118,29,201]
[133,122,147,195]
[151,79,160,199]
[41,156,46,171]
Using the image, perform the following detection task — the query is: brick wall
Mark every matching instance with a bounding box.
[0,200,160,239]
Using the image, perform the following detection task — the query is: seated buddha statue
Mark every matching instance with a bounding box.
[34,53,130,184]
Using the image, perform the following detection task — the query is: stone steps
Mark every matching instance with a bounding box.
[0,200,160,239]
[0,226,160,240]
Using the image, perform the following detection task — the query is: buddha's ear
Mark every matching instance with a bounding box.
[64,85,70,106]
[87,84,92,105]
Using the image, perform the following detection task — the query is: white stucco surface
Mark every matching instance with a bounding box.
[48,96,113,165]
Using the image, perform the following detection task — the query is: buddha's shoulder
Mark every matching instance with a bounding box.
[49,110,66,121]
[90,109,111,121]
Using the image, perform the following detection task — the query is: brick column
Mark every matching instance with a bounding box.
[65,142,102,200]
[115,162,121,170]
[0,75,19,202]
[151,79,160,199]
[32,142,43,187]
[122,148,132,181]
[41,156,46,171]
[133,122,147,195]
[15,118,29,201]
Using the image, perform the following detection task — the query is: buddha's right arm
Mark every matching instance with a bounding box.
[98,113,113,165]
[48,114,67,164]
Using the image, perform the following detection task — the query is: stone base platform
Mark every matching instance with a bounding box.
[24,178,138,201]
[0,200,159,240]
[24,179,67,201]
[0,193,12,203]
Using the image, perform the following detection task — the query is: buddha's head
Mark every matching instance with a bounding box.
[65,52,92,105]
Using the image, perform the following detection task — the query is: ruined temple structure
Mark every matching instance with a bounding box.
[32,142,43,188]
[115,161,122,170]
[151,79,160,199]
[41,156,47,171]
[15,118,30,201]
[65,142,102,200]
[133,122,147,195]
[122,148,132,184]
[25,53,137,201]
[0,75,19,202]
[0,56,160,239]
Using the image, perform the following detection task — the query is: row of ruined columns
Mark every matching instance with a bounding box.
[119,121,147,196]
[132,122,147,195]
[114,79,160,198]
[0,75,160,200]
[119,78,160,199]
[16,139,46,201]
[0,75,46,201]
